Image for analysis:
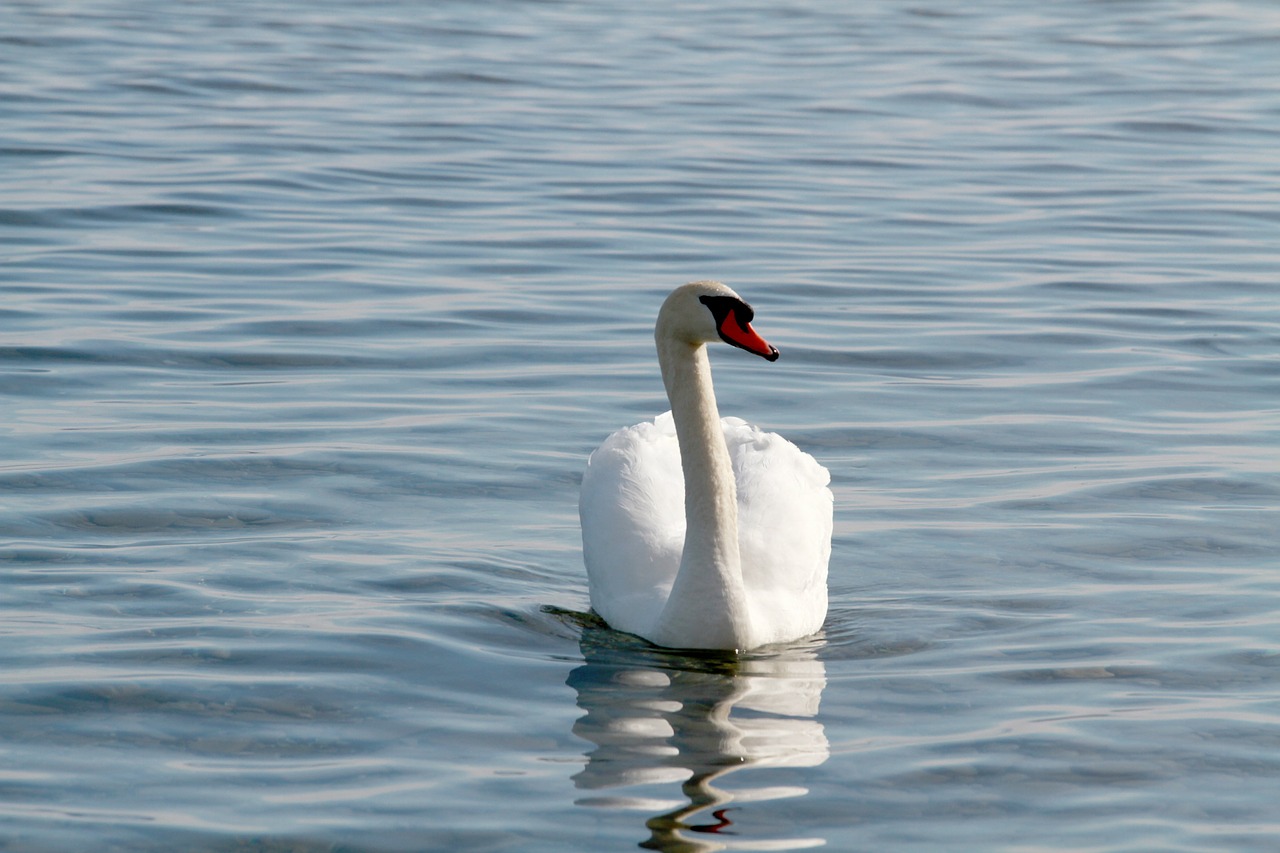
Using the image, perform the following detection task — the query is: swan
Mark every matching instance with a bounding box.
[580,281,832,651]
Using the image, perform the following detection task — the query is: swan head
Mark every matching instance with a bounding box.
[657,281,780,362]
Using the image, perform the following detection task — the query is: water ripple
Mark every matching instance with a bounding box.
[2,0,1278,850]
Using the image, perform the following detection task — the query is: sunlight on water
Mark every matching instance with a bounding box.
[2,0,1278,850]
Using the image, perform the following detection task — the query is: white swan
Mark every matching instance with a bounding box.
[580,281,832,651]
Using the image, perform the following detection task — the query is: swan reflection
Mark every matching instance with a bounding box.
[568,624,828,851]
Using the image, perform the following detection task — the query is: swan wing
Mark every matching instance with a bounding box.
[724,418,833,644]
[580,413,685,636]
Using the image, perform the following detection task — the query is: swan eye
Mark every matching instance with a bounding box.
[698,294,753,327]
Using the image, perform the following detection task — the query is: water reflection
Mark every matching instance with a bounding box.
[568,624,829,851]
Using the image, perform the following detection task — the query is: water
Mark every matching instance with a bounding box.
[2,1,1278,850]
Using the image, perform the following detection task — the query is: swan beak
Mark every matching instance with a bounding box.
[721,315,780,362]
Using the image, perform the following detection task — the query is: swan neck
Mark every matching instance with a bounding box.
[653,334,749,649]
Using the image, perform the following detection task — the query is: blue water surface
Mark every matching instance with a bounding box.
[2,1,1279,850]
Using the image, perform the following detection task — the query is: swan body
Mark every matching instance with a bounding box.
[580,281,832,651]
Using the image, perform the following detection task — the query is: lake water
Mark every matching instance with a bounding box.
[3,1,1279,850]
